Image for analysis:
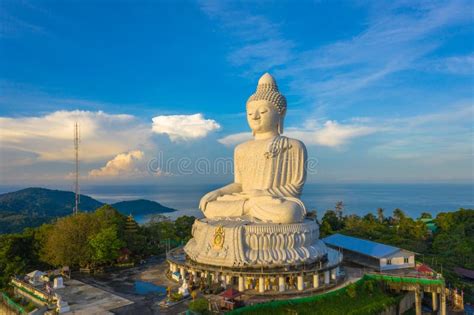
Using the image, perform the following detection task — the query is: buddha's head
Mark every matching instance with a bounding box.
[246,73,287,136]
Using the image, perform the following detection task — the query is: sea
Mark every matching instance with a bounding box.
[81,183,473,223]
[1,183,472,224]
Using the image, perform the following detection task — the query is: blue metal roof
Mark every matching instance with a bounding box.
[323,233,402,258]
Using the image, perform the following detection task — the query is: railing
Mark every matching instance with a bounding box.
[365,272,444,286]
[10,278,51,304]
[1,292,27,315]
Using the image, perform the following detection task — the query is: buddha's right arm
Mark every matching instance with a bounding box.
[215,182,242,195]
[199,183,242,211]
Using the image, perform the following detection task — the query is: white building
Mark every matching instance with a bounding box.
[323,233,415,271]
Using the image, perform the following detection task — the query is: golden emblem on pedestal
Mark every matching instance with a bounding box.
[212,226,225,250]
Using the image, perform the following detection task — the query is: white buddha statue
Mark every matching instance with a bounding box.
[199,73,307,224]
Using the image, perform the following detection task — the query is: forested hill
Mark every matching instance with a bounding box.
[112,199,175,215]
[0,187,176,234]
[0,188,103,217]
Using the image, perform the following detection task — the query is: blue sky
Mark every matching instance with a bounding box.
[0,0,473,186]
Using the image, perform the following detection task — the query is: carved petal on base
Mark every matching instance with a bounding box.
[184,218,329,268]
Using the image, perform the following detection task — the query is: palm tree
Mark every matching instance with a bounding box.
[377,208,384,223]
[335,201,344,219]
[393,208,405,223]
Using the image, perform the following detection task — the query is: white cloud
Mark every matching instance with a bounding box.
[369,103,474,162]
[288,121,377,147]
[0,110,151,162]
[218,121,376,147]
[88,150,144,177]
[430,54,474,75]
[218,132,252,146]
[152,113,220,141]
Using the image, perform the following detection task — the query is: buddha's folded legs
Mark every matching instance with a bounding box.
[203,197,245,219]
[246,196,306,224]
[204,194,306,223]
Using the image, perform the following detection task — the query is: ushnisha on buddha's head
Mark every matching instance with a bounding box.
[246,73,287,138]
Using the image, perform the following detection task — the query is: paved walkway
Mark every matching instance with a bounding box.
[55,279,133,314]
[75,256,190,314]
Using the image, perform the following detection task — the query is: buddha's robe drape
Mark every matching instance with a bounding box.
[204,136,307,223]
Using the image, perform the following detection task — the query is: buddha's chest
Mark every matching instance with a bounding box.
[237,141,271,164]
[236,142,276,183]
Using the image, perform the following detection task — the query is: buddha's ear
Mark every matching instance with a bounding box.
[278,116,285,134]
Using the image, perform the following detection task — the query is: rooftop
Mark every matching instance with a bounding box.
[323,233,409,259]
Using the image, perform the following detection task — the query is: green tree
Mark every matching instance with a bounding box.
[125,233,147,256]
[0,225,51,289]
[156,221,177,241]
[319,220,333,238]
[420,212,432,219]
[142,220,176,253]
[89,226,124,266]
[174,216,195,242]
[377,208,384,223]
[189,297,209,314]
[0,234,31,287]
[40,206,129,268]
[322,210,344,232]
[41,213,100,267]
[335,201,344,219]
[363,213,377,223]
[393,208,405,223]
[94,205,127,235]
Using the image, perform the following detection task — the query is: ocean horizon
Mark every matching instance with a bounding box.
[1,183,472,223]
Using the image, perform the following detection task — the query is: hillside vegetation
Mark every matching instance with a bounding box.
[0,205,194,288]
[318,205,474,301]
[0,187,176,233]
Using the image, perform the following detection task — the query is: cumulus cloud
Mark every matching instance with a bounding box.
[88,150,144,177]
[0,110,151,162]
[218,121,376,147]
[218,132,252,146]
[289,121,376,147]
[152,113,220,141]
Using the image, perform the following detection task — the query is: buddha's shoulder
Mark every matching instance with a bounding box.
[286,137,307,150]
[234,140,254,153]
[234,137,306,153]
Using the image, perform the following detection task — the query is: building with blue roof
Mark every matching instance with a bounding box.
[323,234,415,271]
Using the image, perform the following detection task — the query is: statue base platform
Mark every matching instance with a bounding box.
[184,218,329,268]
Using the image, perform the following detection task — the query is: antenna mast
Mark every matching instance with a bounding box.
[73,121,80,215]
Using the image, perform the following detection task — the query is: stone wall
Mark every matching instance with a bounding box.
[379,291,415,315]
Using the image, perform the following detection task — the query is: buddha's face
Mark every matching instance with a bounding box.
[246,100,280,135]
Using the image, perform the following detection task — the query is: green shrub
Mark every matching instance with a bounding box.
[346,284,357,298]
[230,276,403,315]
[189,297,209,314]
[363,280,375,293]
[170,292,183,301]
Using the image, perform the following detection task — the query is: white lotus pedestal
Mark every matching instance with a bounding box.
[184,218,329,268]
[168,218,343,295]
